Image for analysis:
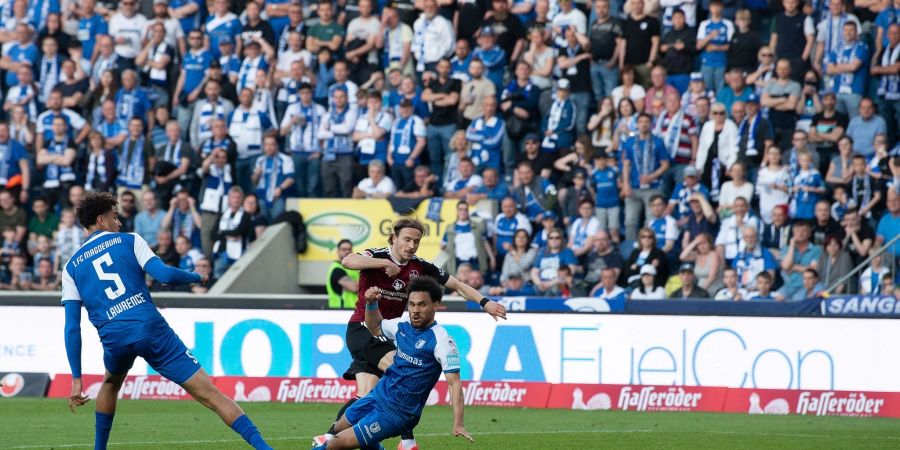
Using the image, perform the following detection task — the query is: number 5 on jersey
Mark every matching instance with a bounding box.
[92,253,126,300]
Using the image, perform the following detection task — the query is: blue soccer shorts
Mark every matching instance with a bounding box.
[345,394,409,450]
[103,326,202,385]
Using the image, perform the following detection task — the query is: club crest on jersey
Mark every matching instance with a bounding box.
[370,422,381,434]
[409,269,419,278]
[415,339,426,349]
[393,279,406,291]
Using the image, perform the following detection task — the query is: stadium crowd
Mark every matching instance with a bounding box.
[0,0,899,301]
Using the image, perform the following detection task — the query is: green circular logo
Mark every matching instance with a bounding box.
[306,212,372,250]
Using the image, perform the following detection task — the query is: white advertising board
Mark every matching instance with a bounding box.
[2,307,898,391]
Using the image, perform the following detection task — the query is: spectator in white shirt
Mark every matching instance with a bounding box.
[108,0,148,68]
[352,160,397,198]
[411,0,454,75]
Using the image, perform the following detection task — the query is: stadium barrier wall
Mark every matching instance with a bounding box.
[44,374,900,419]
[6,306,900,391]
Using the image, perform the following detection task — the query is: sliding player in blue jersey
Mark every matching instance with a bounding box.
[313,276,473,450]
[62,192,273,450]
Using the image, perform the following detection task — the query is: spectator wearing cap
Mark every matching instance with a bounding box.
[531,227,577,295]
[411,0,454,75]
[556,25,591,135]
[696,0,733,93]
[680,73,714,119]
[590,266,627,302]
[541,78,576,153]
[588,0,623,101]
[174,29,213,132]
[217,37,242,86]
[252,134,294,221]
[388,98,427,189]
[108,0,147,70]
[472,26,507,91]
[516,133,556,178]
[512,161,556,222]
[655,91,698,195]
[459,59,495,125]
[659,9,695,94]
[845,99,888,159]
[318,86,359,197]
[421,58,462,181]
[205,0,242,58]
[871,24,900,146]
[670,262,711,298]
[228,87,274,193]
[826,22,868,119]
[629,264,666,299]
[622,113,670,242]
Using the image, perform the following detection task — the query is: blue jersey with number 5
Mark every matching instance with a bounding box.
[61,231,164,344]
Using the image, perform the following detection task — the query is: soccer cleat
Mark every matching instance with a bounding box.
[397,439,419,450]
[311,433,333,448]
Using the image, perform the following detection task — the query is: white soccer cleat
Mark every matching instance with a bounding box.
[311,433,333,448]
[397,439,419,450]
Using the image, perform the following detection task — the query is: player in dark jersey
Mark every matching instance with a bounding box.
[313,217,506,450]
[62,192,273,450]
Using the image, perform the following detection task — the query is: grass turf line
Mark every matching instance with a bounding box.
[2,398,900,449]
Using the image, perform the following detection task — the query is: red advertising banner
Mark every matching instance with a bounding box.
[547,384,728,413]
[428,381,552,408]
[48,374,193,401]
[45,375,900,419]
[215,376,358,404]
[722,388,900,418]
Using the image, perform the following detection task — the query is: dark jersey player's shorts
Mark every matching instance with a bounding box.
[102,326,202,385]
[343,322,397,380]
[346,393,417,449]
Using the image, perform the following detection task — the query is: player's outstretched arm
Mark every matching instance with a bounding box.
[144,258,206,285]
[363,287,384,336]
[342,252,400,277]
[447,372,473,443]
[63,301,89,413]
[444,275,507,321]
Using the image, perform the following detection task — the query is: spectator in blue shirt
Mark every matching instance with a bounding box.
[466,96,506,171]
[541,78,576,153]
[468,167,510,203]
[696,0,734,92]
[472,26,506,90]
[876,190,900,260]
[733,225,777,290]
[790,149,826,220]
[621,113,671,241]
[77,0,108,61]
[530,227,578,295]
[115,70,152,127]
[512,161,557,222]
[846,98,888,157]
[777,221,822,301]
[3,23,39,88]
[590,152,621,243]
[827,22,868,119]
[252,135,295,222]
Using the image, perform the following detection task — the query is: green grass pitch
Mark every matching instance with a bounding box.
[3,398,900,449]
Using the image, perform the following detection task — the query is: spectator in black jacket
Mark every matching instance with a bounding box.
[659,9,695,93]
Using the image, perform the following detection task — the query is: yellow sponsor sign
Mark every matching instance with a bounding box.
[296,199,459,261]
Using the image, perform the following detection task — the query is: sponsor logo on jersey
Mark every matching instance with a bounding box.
[0,373,25,398]
[617,386,703,412]
[306,212,372,251]
[796,391,885,416]
[393,279,406,291]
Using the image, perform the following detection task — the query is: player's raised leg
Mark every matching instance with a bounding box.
[179,369,272,449]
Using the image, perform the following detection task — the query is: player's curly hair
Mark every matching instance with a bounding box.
[406,276,443,303]
[76,191,118,228]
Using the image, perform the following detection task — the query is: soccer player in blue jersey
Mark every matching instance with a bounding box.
[313,276,473,450]
[62,192,272,450]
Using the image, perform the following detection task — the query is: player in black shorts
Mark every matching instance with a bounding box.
[313,218,506,450]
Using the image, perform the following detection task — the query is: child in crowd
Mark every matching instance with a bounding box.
[859,254,893,295]
[830,186,855,222]
[848,154,882,220]
[54,208,83,273]
[175,235,205,273]
[747,272,780,301]
[0,226,21,268]
[790,150,825,221]
[715,268,748,301]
